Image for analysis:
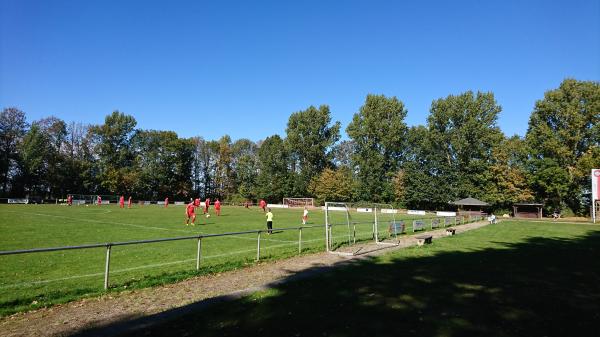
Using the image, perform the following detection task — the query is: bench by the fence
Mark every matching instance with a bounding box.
[415,234,433,246]
[413,220,425,232]
[431,218,440,229]
[446,228,456,236]
[389,221,405,237]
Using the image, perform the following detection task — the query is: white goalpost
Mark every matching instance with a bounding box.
[324,202,399,255]
[283,198,315,208]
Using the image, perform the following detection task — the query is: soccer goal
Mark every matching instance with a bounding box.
[283,198,315,208]
[324,202,399,255]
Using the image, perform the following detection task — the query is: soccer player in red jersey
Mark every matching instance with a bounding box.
[67,195,72,206]
[119,195,125,208]
[204,198,210,214]
[214,199,221,216]
[185,200,196,226]
[97,195,102,206]
[164,197,169,208]
[259,199,266,212]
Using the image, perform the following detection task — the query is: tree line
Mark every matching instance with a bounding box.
[1,78,598,214]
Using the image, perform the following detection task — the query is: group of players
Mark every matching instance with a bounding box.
[185,197,222,226]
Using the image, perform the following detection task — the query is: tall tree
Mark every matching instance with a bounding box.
[256,135,291,203]
[214,135,235,199]
[36,117,67,197]
[487,136,534,209]
[232,139,258,200]
[91,111,137,194]
[426,91,504,201]
[285,105,340,196]
[308,167,355,205]
[526,79,600,213]
[346,94,408,202]
[16,124,49,196]
[0,107,27,195]
[132,130,193,199]
[191,137,219,198]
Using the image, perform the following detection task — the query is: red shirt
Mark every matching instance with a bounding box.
[205,199,210,207]
[98,196,102,204]
[215,200,221,210]
[260,200,266,207]
[187,202,195,214]
[120,196,124,204]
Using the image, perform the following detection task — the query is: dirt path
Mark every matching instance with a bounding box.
[0,221,490,337]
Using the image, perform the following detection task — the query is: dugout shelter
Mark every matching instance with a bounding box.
[449,197,489,216]
[512,202,544,219]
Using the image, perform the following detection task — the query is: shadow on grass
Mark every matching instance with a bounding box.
[71,231,600,337]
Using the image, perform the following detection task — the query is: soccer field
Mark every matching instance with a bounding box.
[0,203,437,315]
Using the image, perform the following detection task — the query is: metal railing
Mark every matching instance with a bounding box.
[0,215,487,291]
[0,224,324,290]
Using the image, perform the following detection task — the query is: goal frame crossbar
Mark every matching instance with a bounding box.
[324,201,399,254]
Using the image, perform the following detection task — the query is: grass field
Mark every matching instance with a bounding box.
[0,203,444,316]
[110,221,600,337]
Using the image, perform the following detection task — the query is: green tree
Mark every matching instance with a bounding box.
[132,130,194,199]
[285,105,340,196]
[308,167,355,205]
[36,117,67,197]
[192,137,219,198]
[232,139,258,200]
[0,107,27,195]
[16,124,49,196]
[426,91,504,201]
[256,135,291,203]
[526,79,600,213]
[487,136,534,209]
[215,135,235,199]
[402,126,452,209]
[91,111,137,194]
[346,94,408,202]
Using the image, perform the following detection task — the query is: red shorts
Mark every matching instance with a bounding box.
[187,211,195,217]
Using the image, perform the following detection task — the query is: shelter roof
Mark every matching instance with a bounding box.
[449,197,489,206]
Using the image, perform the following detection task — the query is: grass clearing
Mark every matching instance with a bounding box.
[115,221,600,337]
[0,203,439,316]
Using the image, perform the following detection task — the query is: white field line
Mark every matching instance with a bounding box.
[0,237,330,290]
[3,210,189,234]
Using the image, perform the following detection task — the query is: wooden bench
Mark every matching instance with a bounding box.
[413,220,425,232]
[388,220,405,237]
[446,228,456,236]
[415,234,433,246]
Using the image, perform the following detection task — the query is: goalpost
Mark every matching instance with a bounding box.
[324,202,398,255]
[283,198,315,208]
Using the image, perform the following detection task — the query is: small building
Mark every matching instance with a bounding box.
[449,197,489,215]
[512,203,543,219]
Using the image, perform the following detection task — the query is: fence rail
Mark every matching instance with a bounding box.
[0,215,485,291]
[0,224,325,290]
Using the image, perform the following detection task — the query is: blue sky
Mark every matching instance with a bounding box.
[1,0,599,141]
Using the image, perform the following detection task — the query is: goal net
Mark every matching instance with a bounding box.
[68,194,121,205]
[283,198,315,208]
[324,202,398,254]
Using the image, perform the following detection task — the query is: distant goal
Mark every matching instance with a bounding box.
[283,198,315,208]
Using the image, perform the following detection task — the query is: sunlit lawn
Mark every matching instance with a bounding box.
[116,221,600,337]
[0,203,440,316]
